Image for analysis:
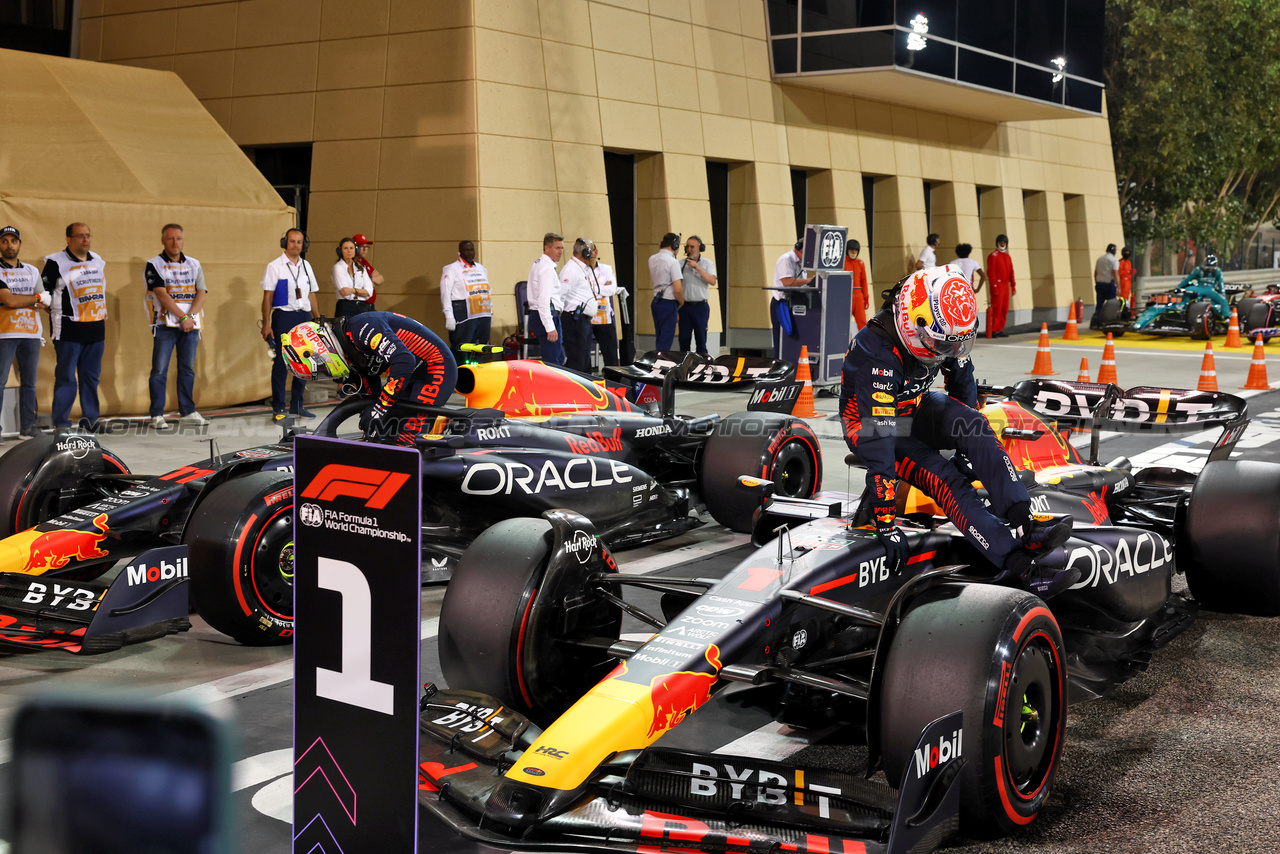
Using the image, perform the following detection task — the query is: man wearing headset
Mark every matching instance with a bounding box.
[559,238,599,373]
[679,235,717,357]
[280,312,456,445]
[261,228,320,422]
[648,233,684,351]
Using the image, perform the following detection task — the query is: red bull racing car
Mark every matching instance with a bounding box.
[420,378,1280,851]
[0,357,820,652]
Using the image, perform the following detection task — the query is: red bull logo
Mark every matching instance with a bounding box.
[646,644,723,738]
[21,514,110,574]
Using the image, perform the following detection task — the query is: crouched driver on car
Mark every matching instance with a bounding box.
[281,312,457,445]
[840,265,1078,598]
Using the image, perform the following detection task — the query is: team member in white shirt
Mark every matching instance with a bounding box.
[526,233,565,365]
[770,241,814,358]
[679,236,717,357]
[947,244,987,294]
[915,232,939,270]
[648,233,684,351]
[42,222,107,431]
[587,245,623,369]
[559,238,599,373]
[440,240,492,361]
[0,226,50,439]
[331,237,375,320]
[261,228,321,421]
[146,224,209,430]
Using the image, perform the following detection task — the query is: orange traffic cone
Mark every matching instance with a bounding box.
[791,345,819,417]
[1076,357,1091,382]
[1027,323,1057,375]
[1197,341,1218,391]
[1225,306,1243,348]
[1064,302,1079,341]
[1242,335,1270,389]
[1097,333,1119,385]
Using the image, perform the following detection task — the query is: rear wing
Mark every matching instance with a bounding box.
[980,379,1250,464]
[605,351,804,415]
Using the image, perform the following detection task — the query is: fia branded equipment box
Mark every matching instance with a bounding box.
[801,224,848,273]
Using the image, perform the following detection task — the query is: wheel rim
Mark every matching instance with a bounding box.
[770,439,815,499]
[522,580,623,720]
[1002,636,1060,796]
[250,507,294,620]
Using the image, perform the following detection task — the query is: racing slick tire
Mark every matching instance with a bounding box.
[439,517,622,723]
[1243,299,1271,336]
[0,434,130,537]
[1094,299,1125,336]
[879,583,1067,838]
[700,412,821,532]
[185,470,295,646]
[1181,460,1280,615]
[1186,301,1213,340]
[1235,297,1261,331]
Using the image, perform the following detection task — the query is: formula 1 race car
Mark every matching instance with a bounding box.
[1100,280,1255,338]
[0,358,820,651]
[1235,283,1280,341]
[422,378,1277,851]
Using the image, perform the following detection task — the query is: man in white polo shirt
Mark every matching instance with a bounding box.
[648,232,684,351]
[559,238,599,373]
[440,239,492,362]
[526,232,565,365]
[42,221,107,432]
[260,228,320,421]
[146,223,208,430]
[770,240,814,358]
[0,226,50,440]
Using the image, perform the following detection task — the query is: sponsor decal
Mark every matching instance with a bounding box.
[1066,532,1173,589]
[646,645,723,738]
[1030,494,1051,514]
[872,380,893,391]
[300,464,409,509]
[859,555,890,587]
[695,604,743,618]
[913,728,963,778]
[690,762,788,804]
[750,384,799,405]
[1083,487,1109,525]
[236,448,277,459]
[635,423,672,438]
[871,406,895,417]
[967,526,989,550]
[431,703,500,734]
[522,767,545,777]
[125,555,188,586]
[264,487,293,506]
[993,661,1011,726]
[461,458,633,495]
[564,529,598,564]
[534,746,567,759]
[872,391,894,403]
[871,367,894,376]
[22,581,98,611]
[476,425,511,441]
[54,435,97,459]
[565,428,623,455]
[20,514,109,573]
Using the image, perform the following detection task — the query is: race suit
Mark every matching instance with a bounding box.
[339,311,457,446]
[1177,266,1229,316]
[840,310,1029,568]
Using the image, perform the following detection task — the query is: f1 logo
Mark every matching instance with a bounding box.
[301,464,409,509]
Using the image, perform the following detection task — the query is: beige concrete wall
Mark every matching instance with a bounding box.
[84,0,1125,343]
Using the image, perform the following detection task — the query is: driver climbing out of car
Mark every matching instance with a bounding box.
[1176,253,1229,316]
[840,266,1078,599]
[280,312,457,446]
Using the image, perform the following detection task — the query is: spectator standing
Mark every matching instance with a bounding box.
[440,240,492,362]
[527,233,565,365]
[1118,246,1135,303]
[679,236,717,357]
[146,224,208,429]
[648,233,683,351]
[986,234,1016,337]
[352,234,382,307]
[331,238,375,320]
[770,241,814,358]
[844,239,869,331]
[0,226,50,439]
[587,247,621,369]
[42,222,107,431]
[261,228,321,421]
[558,239,599,373]
[915,232,939,271]
[949,244,987,294]
[1092,244,1120,328]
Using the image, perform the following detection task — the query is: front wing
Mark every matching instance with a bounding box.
[418,689,963,854]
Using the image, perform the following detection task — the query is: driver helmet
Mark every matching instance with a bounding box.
[893,265,978,365]
[1204,253,1219,269]
[281,321,351,381]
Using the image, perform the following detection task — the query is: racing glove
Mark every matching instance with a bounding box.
[360,403,392,443]
[873,504,909,576]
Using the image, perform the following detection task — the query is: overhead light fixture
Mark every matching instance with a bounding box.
[1051,57,1067,83]
[907,14,928,51]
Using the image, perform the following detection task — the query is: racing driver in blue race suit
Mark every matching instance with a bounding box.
[281,312,457,445]
[840,265,1077,598]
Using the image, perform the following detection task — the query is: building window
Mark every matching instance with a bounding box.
[1,0,75,57]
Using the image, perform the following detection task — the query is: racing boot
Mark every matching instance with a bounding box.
[1004,513,1077,599]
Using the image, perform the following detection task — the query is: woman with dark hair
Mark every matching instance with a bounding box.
[331,237,374,318]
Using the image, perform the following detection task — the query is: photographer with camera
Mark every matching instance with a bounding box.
[559,237,598,373]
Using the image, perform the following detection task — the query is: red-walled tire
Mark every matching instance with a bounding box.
[0,435,130,537]
[699,412,822,532]
[185,471,295,646]
[879,583,1067,838]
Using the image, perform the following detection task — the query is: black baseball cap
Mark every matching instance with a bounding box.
[0,227,19,241]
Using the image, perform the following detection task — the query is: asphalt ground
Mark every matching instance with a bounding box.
[0,330,1280,853]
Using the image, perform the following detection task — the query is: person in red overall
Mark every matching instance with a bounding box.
[844,239,869,330]
[1117,246,1134,303]
[985,234,1015,337]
